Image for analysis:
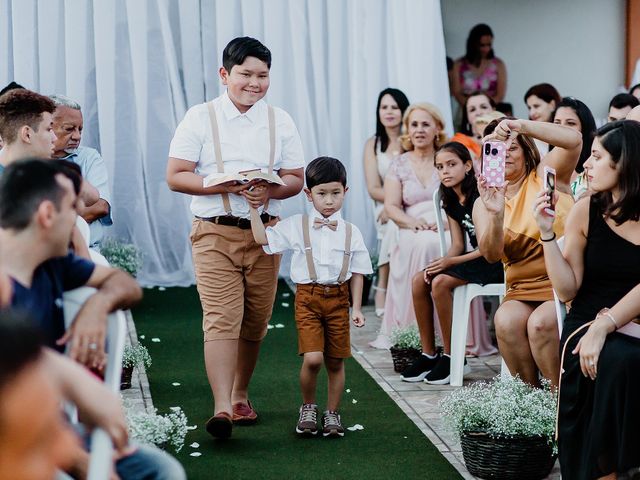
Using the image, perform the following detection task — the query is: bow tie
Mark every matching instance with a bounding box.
[313,217,338,231]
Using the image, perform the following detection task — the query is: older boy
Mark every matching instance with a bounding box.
[252,157,372,437]
[167,37,304,439]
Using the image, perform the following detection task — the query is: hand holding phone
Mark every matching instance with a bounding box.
[543,166,556,216]
[482,141,507,188]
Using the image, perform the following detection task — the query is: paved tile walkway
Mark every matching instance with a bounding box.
[352,305,561,480]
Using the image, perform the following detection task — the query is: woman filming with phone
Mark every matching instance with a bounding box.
[473,117,582,387]
[533,120,640,479]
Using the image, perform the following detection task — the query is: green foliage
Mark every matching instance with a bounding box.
[390,326,422,350]
[122,343,152,370]
[100,238,142,276]
[126,406,188,453]
[440,375,557,448]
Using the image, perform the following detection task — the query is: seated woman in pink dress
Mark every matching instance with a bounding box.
[370,103,492,355]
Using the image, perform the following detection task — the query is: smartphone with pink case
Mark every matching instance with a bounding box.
[482,140,507,187]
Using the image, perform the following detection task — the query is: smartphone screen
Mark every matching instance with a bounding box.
[482,141,506,187]
[544,166,556,214]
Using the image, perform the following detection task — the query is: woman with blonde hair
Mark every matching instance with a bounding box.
[370,103,491,356]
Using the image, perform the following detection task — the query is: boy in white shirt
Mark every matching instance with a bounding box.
[167,37,305,439]
[252,157,372,437]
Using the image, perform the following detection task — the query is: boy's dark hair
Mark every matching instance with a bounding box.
[0,311,43,393]
[608,93,639,111]
[435,142,478,211]
[0,158,76,230]
[593,120,640,224]
[56,159,82,195]
[222,37,271,72]
[305,156,347,189]
[0,89,55,144]
[0,81,25,98]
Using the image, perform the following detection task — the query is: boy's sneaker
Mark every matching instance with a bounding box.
[296,403,319,436]
[424,355,471,385]
[322,410,344,438]
[401,353,441,382]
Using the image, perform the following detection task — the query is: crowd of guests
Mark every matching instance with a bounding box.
[0,88,186,477]
[362,22,640,479]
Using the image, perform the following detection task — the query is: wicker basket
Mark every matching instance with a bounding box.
[389,346,421,373]
[460,432,556,480]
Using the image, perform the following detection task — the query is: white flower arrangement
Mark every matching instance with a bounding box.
[126,407,188,453]
[440,375,557,449]
[390,326,422,350]
[122,343,152,370]
[100,238,143,277]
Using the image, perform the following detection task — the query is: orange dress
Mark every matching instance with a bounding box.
[502,170,573,302]
[450,133,481,159]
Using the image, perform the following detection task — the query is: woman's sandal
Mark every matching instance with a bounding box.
[372,286,386,317]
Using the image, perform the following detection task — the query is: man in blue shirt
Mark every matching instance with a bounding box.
[0,159,141,369]
[50,94,113,247]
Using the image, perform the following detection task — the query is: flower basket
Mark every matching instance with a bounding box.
[389,346,421,373]
[121,343,151,390]
[121,365,134,390]
[460,432,556,480]
[441,375,557,479]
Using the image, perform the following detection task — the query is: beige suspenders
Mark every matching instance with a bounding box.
[206,101,276,215]
[301,214,352,284]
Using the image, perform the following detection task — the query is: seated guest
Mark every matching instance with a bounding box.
[0,159,142,368]
[401,143,502,384]
[607,93,639,122]
[474,117,581,387]
[0,89,56,167]
[552,97,597,199]
[50,94,113,247]
[0,311,186,480]
[451,90,496,165]
[524,83,561,156]
[534,120,640,479]
[363,88,409,316]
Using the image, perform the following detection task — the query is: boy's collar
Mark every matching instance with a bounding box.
[221,91,266,122]
[311,207,342,222]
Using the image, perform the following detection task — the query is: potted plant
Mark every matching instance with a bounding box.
[389,326,422,373]
[440,375,557,480]
[126,406,188,453]
[121,343,151,390]
[100,238,143,277]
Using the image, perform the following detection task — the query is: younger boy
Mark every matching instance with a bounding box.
[252,156,372,437]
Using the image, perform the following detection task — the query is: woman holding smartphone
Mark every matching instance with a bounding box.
[473,117,581,387]
[533,120,640,479]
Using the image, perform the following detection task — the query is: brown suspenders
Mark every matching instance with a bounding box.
[301,214,352,284]
[206,101,276,215]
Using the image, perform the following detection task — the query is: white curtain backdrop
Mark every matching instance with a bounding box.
[0,0,452,286]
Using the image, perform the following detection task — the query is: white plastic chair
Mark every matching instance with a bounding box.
[432,189,506,386]
[63,286,127,480]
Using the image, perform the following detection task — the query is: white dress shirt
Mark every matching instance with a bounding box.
[168,91,305,218]
[264,209,373,285]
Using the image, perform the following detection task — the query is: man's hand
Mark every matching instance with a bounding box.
[57,295,109,369]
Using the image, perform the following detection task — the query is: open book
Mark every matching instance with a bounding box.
[203,168,286,188]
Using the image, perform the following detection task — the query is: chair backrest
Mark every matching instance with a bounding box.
[552,236,567,335]
[432,188,448,257]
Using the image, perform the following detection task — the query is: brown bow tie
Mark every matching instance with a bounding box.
[313,217,338,231]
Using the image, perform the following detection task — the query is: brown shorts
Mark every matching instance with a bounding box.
[294,283,351,358]
[190,218,281,342]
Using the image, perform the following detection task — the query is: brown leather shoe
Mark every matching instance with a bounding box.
[232,400,258,425]
[205,412,233,439]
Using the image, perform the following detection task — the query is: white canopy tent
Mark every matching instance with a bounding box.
[0,0,452,286]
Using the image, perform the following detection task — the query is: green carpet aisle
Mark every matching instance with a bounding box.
[132,283,462,479]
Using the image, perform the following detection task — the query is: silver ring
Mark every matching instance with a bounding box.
[88,343,98,350]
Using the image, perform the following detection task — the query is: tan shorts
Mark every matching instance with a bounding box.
[190,218,280,342]
[294,283,351,358]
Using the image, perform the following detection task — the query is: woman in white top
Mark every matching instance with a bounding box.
[363,88,410,316]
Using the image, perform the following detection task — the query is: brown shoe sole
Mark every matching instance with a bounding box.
[205,414,233,439]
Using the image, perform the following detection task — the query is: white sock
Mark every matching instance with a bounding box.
[422,352,437,359]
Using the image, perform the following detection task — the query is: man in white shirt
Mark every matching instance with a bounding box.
[167,37,304,439]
